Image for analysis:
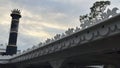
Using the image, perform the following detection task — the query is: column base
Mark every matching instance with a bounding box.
[6,46,17,55]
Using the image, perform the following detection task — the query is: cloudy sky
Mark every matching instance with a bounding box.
[0,0,119,51]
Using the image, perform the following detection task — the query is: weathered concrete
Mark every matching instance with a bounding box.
[49,59,65,68]
[104,65,116,68]
[0,9,120,68]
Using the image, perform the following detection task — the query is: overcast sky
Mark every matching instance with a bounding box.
[0,0,119,51]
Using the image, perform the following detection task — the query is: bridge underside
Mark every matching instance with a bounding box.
[63,33,120,68]
[65,33,120,66]
[1,24,120,68]
[3,33,119,68]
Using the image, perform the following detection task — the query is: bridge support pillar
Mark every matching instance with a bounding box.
[49,59,65,68]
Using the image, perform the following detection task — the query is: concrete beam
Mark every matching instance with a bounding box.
[103,65,120,68]
[104,65,114,68]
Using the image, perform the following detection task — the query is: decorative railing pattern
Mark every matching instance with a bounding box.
[80,7,119,29]
[9,13,120,63]
[17,7,119,55]
[0,55,12,64]
[0,7,119,64]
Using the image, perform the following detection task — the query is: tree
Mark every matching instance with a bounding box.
[65,28,74,35]
[45,38,51,43]
[90,1,110,18]
[38,42,43,46]
[75,27,80,32]
[80,1,110,29]
[54,34,61,40]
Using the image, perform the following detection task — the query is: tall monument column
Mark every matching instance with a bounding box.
[6,9,21,55]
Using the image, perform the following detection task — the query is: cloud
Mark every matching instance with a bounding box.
[40,22,67,30]
[20,28,52,38]
[0,0,119,51]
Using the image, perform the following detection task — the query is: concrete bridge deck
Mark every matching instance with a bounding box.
[1,12,120,68]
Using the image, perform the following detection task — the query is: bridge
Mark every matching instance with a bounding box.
[0,8,120,68]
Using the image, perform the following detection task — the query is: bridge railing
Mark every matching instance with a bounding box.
[8,12,120,63]
[0,55,12,64]
[1,7,118,64]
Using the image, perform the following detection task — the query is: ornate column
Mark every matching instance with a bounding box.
[6,9,21,55]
